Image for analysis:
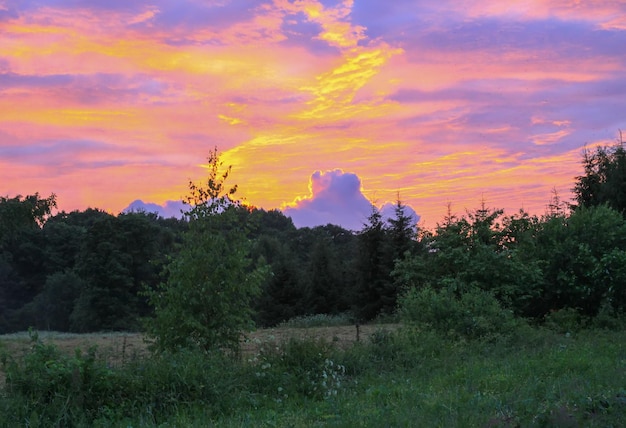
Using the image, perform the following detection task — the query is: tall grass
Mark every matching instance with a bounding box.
[2,325,626,426]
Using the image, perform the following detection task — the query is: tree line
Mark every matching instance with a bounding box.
[1,141,625,335]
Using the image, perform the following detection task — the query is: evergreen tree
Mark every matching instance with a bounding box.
[387,198,417,262]
[355,206,392,320]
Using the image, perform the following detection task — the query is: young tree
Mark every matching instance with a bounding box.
[144,148,267,355]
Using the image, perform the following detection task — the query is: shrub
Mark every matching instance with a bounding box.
[544,308,588,333]
[0,330,251,425]
[592,303,626,330]
[1,330,117,425]
[250,337,345,401]
[366,327,426,370]
[398,285,517,340]
[117,348,248,417]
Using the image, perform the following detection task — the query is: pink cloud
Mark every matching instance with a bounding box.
[283,169,373,229]
[282,169,420,230]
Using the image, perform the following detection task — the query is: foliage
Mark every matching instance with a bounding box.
[354,200,417,321]
[398,285,518,340]
[254,235,306,326]
[0,193,57,332]
[393,205,545,318]
[544,308,588,334]
[1,330,116,425]
[7,137,626,336]
[251,337,345,401]
[0,193,57,240]
[30,271,83,331]
[253,221,357,327]
[306,235,343,315]
[144,148,267,355]
[0,330,248,426]
[387,198,418,261]
[392,201,626,322]
[573,138,626,215]
[534,204,626,317]
[0,202,182,333]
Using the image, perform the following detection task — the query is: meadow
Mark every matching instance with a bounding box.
[1,320,625,427]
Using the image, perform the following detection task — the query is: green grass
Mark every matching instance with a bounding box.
[205,328,626,427]
[2,326,626,427]
[277,313,354,328]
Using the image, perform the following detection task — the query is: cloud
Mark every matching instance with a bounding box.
[123,199,186,219]
[283,169,373,230]
[282,169,420,230]
[380,202,420,226]
[2,0,626,230]
[0,138,117,161]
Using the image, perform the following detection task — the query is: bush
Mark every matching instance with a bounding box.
[117,348,248,417]
[0,330,251,426]
[365,327,429,370]
[1,330,117,425]
[592,303,626,330]
[250,337,345,401]
[398,285,517,340]
[544,308,588,333]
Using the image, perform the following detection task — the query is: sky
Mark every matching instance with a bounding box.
[2,0,626,230]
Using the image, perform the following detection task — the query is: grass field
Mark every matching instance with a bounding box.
[1,324,625,427]
[0,323,396,364]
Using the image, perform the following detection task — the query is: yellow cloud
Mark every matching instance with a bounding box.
[295,46,402,120]
[218,114,244,125]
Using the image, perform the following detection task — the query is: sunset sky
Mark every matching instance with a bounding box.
[2,0,625,230]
